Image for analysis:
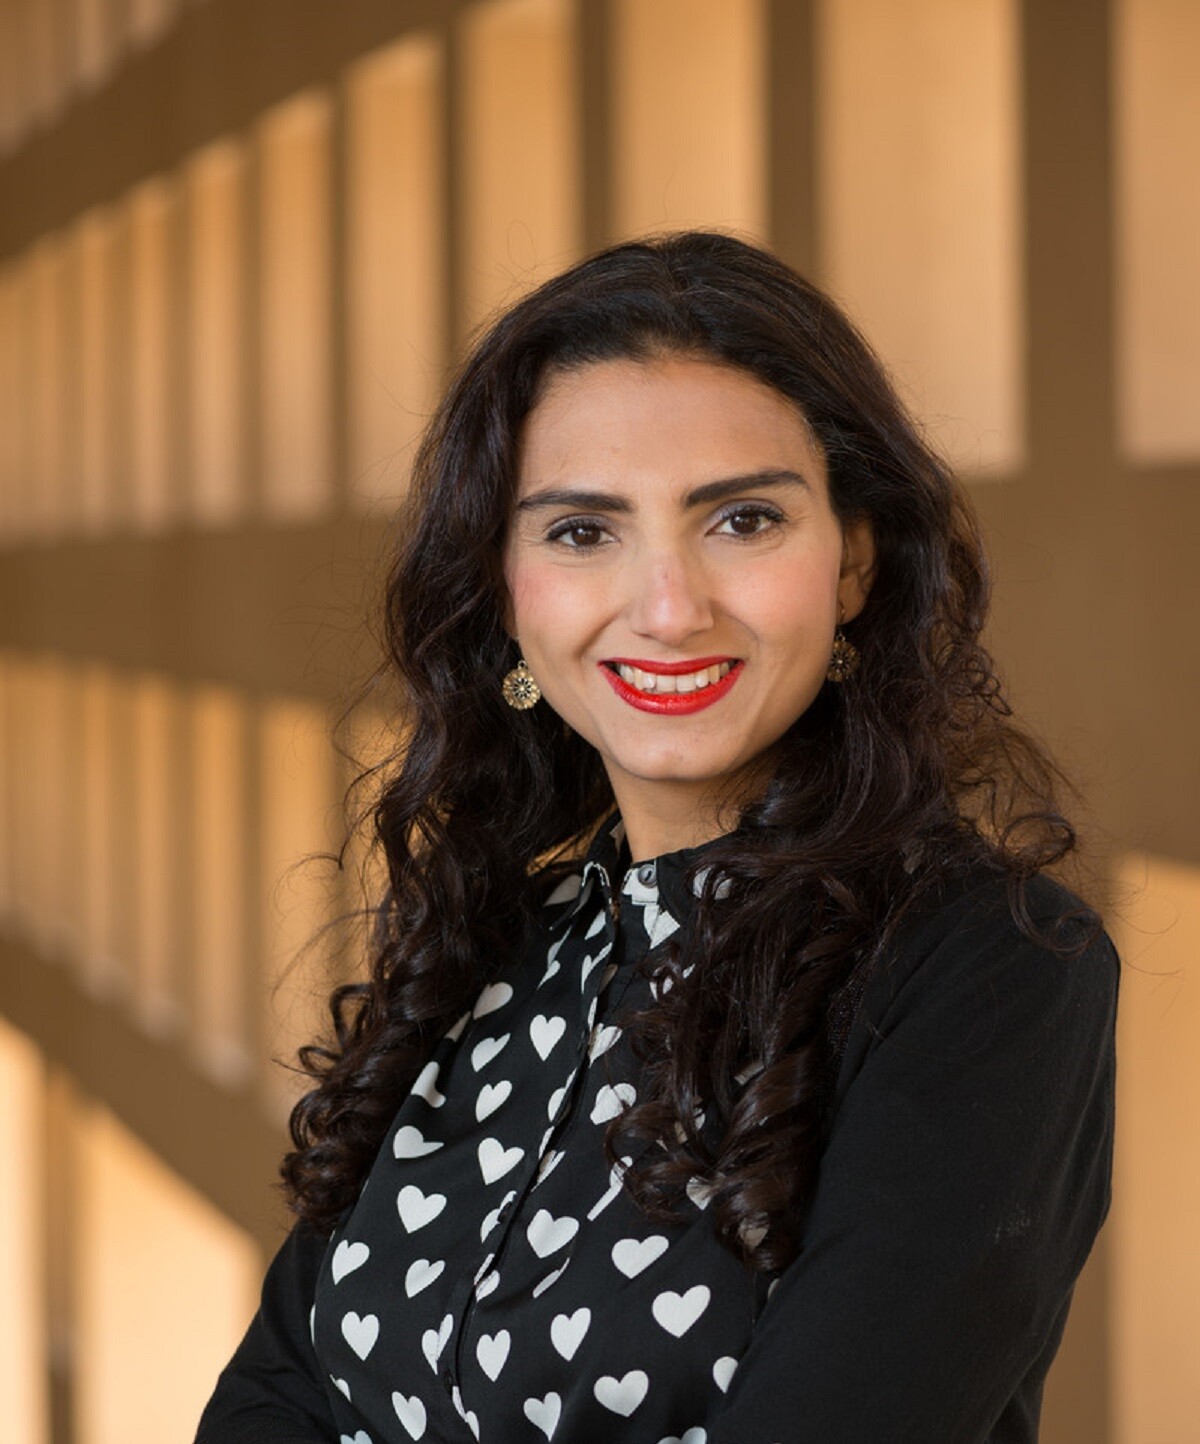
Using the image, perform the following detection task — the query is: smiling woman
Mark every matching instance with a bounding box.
[196,232,1118,1444]
[503,355,874,856]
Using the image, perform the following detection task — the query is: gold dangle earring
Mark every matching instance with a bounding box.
[501,657,541,709]
[826,605,860,683]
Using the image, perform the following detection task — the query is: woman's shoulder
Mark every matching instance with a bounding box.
[830,858,1119,1110]
[870,857,1120,1022]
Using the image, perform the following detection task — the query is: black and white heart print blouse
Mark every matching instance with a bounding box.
[197,814,1119,1444]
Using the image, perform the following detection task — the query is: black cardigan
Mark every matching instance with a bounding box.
[196,821,1118,1444]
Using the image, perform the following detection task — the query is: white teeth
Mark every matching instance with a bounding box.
[615,661,735,694]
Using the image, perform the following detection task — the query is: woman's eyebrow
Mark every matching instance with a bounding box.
[514,468,812,514]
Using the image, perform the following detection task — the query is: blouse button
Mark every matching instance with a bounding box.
[441,1368,454,1395]
[636,862,656,886]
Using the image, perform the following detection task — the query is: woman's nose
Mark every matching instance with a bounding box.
[623,549,715,645]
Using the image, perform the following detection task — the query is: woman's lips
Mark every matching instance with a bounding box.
[598,658,744,715]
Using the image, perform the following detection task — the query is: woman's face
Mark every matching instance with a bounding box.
[502,354,875,854]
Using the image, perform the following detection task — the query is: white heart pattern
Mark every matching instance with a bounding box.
[391,1390,427,1440]
[531,1259,570,1298]
[594,1370,649,1417]
[527,1208,579,1258]
[341,1311,379,1360]
[534,1148,563,1188]
[685,1175,714,1209]
[480,1189,516,1241]
[393,1125,443,1160]
[473,981,513,1019]
[530,1013,567,1060]
[546,1084,569,1122]
[331,1377,351,1400]
[475,1268,500,1299]
[471,1033,510,1070]
[444,1009,471,1042]
[524,1391,562,1440]
[331,1239,369,1284]
[591,1081,636,1125]
[476,1328,511,1381]
[652,1285,711,1337]
[339,1432,370,1444]
[579,952,602,988]
[656,1431,707,1444]
[420,1312,453,1372]
[588,1023,621,1060]
[612,1234,669,1278]
[410,1060,445,1108]
[545,874,582,906]
[477,1080,512,1122]
[712,1356,738,1393]
[396,1184,447,1233]
[550,1306,591,1360]
[586,1176,622,1222]
[478,1136,524,1184]
[404,1258,445,1297]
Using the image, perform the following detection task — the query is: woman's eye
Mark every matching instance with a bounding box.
[546,519,609,549]
[714,505,784,538]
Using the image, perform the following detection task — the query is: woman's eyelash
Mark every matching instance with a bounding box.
[543,502,786,547]
[713,502,786,534]
[544,516,610,546]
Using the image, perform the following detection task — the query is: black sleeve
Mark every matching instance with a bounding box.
[194,1224,338,1444]
[707,883,1119,1444]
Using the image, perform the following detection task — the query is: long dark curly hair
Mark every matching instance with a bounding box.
[282,230,1096,1273]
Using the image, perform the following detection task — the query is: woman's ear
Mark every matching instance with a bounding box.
[838,516,875,623]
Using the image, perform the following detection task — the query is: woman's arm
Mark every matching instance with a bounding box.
[707,879,1118,1444]
[194,1223,339,1443]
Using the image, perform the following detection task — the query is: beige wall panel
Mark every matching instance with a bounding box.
[4,658,34,935]
[0,5,26,155]
[818,0,1023,476]
[612,0,766,240]
[190,684,252,1083]
[75,1102,259,1444]
[77,0,123,92]
[128,175,180,533]
[77,207,120,535]
[129,0,179,50]
[0,270,21,538]
[259,697,340,1122]
[10,260,36,540]
[459,0,581,335]
[0,1019,48,1444]
[30,234,70,539]
[132,674,183,1035]
[24,655,73,959]
[258,90,334,522]
[1110,852,1200,1443]
[0,654,10,920]
[185,138,247,527]
[28,0,68,127]
[1116,0,1200,460]
[78,661,123,993]
[346,33,446,507]
[337,703,397,967]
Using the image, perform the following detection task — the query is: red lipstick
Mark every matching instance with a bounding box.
[598,658,744,715]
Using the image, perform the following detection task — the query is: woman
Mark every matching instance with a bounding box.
[196,231,1118,1444]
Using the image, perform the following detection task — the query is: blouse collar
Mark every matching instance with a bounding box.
[538,810,734,936]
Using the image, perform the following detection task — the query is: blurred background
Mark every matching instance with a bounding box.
[0,0,1197,1440]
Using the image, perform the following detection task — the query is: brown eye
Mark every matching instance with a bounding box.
[714,504,784,538]
[546,518,609,548]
